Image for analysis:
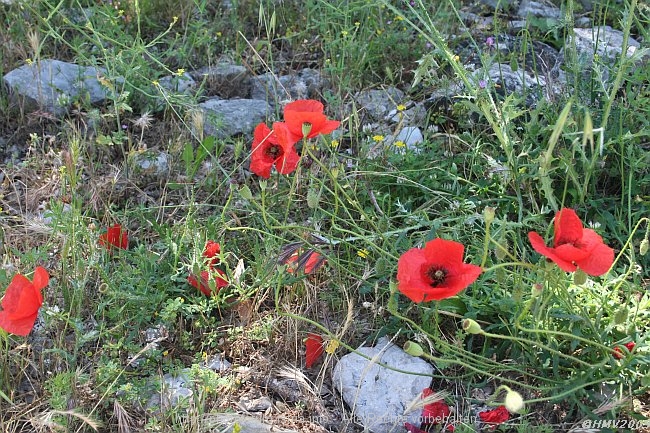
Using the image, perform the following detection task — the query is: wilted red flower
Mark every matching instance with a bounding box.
[479,405,510,424]
[188,240,229,296]
[187,269,228,296]
[613,341,636,359]
[528,208,614,276]
[305,333,324,368]
[284,251,326,274]
[203,240,221,267]
[397,238,482,302]
[421,388,451,425]
[250,122,300,178]
[0,267,49,336]
[99,224,128,250]
[283,99,340,141]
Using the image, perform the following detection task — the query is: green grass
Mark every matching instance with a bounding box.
[0,0,649,432]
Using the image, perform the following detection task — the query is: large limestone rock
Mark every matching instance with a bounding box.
[199,98,271,139]
[332,336,434,433]
[3,59,116,116]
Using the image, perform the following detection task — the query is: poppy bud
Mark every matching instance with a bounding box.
[640,238,649,256]
[301,122,312,138]
[531,283,544,298]
[494,241,507,260]
[484,207,495,225]
[613,307,628,325]
[259,179,267,191]
[504,389,524,413]
[462,318,484,335]
[403,341,424,357]
[573,269,587,285]
[239,184,253,200]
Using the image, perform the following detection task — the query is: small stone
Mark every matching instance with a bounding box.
[133,151,170,176]
[517,0,562,19]
[203,353,232,372]
[238,395,273,412]
[158,72,196,94]
[386,126,424,154]
[353,87,405,122]
[147,370,194,411]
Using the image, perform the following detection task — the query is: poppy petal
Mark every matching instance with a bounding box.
[32,267,50,293]
[284,99,324,114]
[553,243,591,263]
[574,238,614,276]
[1,275,41,319]
[397,249,434,302]
[479,405,510,424]
[553,208,583,246]
[305,333,324,368]
[444,263,482,295]
[0,310,39,336]
[273,122,301,175]
[528,231,577,272]
[250,123,278,178]
[422,238,465,267]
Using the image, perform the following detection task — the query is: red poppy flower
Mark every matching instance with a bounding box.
[203,240,221,267]
[0,266,49,336]
[305,333,324,368]
[250,122,300,178]
[187,269,228,296]
[421,388,451,425]
[479,405,510,424]
[613,341,636,359]
[99,224,128,250]
[397,238,482,303]
[284,251,326,274]
[528,208,614,276]
[283,99,340,141]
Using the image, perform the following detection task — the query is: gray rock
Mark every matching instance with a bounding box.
[3,59,117,116]
[250,68,326,106]
[384,103,427,126]
[478,63,564,104]
[332,336,434,433]
[203,353,232,372]
[517,0,561,19]
[133,150,170,176]
[238,395,273,412]
[386,127,424,154]
[571,26,641,61]
[158,72,196,94]
[201,413,299,433]
[147,370,193,411]
[353,87,405,122]
[199,98,271,138]
[191,63,251,99]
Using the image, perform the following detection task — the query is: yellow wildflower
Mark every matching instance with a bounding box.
[372,135,385,142]
[396,104,406,111]
[394,140,406,148]
[357,249,370,259]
